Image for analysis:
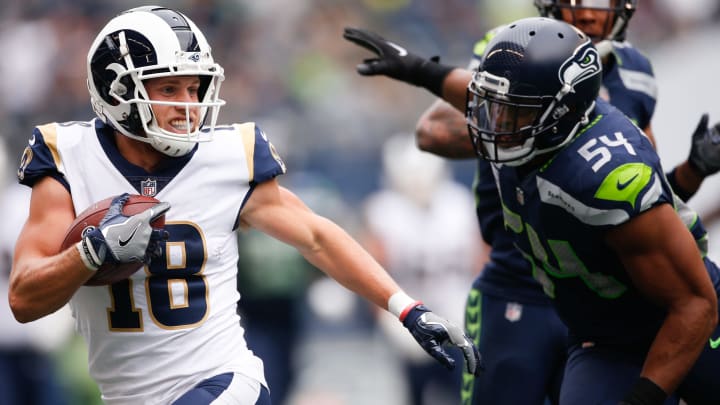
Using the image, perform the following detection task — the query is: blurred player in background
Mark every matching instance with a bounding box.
[362,133,485,405]
[344,1,720,403]
[8,6,480,404]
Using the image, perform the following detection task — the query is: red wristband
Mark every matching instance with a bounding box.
[398,301,423,322]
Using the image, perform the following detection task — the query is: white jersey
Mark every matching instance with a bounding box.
[17,119,286,404]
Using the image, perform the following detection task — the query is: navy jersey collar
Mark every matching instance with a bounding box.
[95,120,196,195]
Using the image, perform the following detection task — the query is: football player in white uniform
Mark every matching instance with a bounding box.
[8,6,481,405]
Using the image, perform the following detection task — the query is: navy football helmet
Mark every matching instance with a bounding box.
[534,0,636,42]
[466,17,602,166]
[87,6,225,156]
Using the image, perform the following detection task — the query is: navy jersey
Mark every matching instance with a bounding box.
[494,99,718,344]
[470,31,658,305]
[600,42,656,130]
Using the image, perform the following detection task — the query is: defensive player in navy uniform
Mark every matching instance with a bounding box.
[343,1,720,404]
[7,6,481,405]
[350,15,720,404]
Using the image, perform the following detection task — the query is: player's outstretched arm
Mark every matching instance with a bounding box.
[343,27,473,108]
[342,27,454,98]
[240,179,482,375]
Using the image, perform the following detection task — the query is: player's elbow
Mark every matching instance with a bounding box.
[8,290,35,323]
[8,275,44,323]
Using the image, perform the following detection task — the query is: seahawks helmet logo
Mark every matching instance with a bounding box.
[558,41,601,90]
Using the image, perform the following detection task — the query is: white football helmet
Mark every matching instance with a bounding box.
[87,6,225,156]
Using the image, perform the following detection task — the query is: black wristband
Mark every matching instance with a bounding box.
[410,60,454,98]
[665,167,694,202]
[621,377,667,405]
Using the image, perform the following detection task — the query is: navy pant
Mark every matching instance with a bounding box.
[173,373,272,405]
[463,288,567,405]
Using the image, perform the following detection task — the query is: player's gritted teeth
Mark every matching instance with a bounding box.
[169,119,195,133]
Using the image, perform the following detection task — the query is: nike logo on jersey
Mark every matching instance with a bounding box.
[710,337,720,349]
[616,173,639,190]
[388,41,408,56]
[595,163,653,209]
[118,223,141,246]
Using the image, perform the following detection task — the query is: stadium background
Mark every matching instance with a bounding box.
[0,1,718,404]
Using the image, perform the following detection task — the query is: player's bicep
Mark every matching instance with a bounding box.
[605,203,712,308]
[14,177,75,263]
[240,180,320,251]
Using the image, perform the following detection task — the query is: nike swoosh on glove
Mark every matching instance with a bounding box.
[81,193,171,267]
[343,27,453,97]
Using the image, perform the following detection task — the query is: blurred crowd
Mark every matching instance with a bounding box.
[0,0,719,404]
[1,0,717,199]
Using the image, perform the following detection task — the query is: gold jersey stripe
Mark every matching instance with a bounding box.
[235,122,256,182]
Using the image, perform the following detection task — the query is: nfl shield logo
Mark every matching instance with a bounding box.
[516,187,524,205]
[505,302,523,322]
[141,178,157,197]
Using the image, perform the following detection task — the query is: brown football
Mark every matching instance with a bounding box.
[60,194,165,286]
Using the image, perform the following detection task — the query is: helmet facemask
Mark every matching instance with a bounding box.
[466,71,552,166]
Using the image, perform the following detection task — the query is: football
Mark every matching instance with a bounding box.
[60,194,166,286]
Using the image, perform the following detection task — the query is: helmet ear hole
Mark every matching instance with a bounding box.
[127,104,148,135]
[111,81,127,97]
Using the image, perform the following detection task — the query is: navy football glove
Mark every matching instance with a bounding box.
[402,304,482,376]
[342,27,453,97]
[688,113,720,177]
[79,193,170,269]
